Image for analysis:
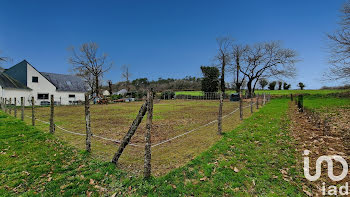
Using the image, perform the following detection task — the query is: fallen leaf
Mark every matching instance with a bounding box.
[89,179,94,185]
[200,177,207,181]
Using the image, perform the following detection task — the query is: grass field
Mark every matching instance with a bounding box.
[0,112,128,196]
[0,98,304,196]
[302,94,350,112]
[176,89,350,96]
[22,99,254,175]
[130,98,303,196]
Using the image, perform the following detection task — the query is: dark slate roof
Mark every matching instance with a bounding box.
[0,72,31,90]
[41,72,87,92]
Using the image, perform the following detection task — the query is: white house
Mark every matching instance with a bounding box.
[102,90,110,96]
[0,60,87,106]
[114,88,128,96]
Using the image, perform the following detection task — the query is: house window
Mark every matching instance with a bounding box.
[69,94,75,98]
[37,93,49,100]
[32,76,38,83]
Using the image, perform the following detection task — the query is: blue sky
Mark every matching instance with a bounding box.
[0,0,346,89]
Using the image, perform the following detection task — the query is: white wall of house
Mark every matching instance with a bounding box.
[0,64,86,106]
[25,63,85,105]
[0,88,32,106]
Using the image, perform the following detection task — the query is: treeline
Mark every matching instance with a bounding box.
[109,76,202,92]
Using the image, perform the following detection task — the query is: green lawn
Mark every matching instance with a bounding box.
[0,98,304,196]
[0,112,129,196]
[176,89,349,96]
[129,98,303,196]
[301,94,350,112]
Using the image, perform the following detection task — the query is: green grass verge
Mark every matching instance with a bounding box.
[302,94,350,112]
[0,98,303,196]
[176,89,349,96]
[0,112,129,196]
[128,98,303,196]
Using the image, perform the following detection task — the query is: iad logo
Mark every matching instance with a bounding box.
[303,150,348,181]
[304,150,348,181]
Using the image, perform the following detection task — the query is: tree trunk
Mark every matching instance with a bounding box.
[217,92,223,135]
[112,102,148,164]
[50,95,55,133]
[247,80,252,98]
[144,89,153,179]
[85,94,92,152]
[95,75,99,97]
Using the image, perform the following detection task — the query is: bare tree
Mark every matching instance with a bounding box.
[0,50,11,70]
[107,80,113,95]
[75,69,96,95]
[239,41,297,97]
[69,42,112,96]
[231,44,249,92]
[121,65,131,91]
[326,0,350,82]
[215,37,233,135]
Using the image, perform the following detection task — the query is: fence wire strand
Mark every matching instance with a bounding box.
[22,101,257,149]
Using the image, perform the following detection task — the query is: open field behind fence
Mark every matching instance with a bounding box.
[18,99,257,175]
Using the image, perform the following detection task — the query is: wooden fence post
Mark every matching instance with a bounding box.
[14,98,17,118]
[112,101,148,164]
[256,94,259,109]
[217,92,224,135]
[298,95,304,112]
[239,90,243,120]
[85,94,92,152]
[31,97,35,126]
[263,93,266,105]
[144,89,153,179]
[290,94,293,101]
[9,98,12,115]
[21,97,24,121]
[49,95,55,133]
[4,98,8,113]
[250,95,253,114]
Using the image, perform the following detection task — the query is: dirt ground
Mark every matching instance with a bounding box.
[289,102,350,196]
[22,99,257,175]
